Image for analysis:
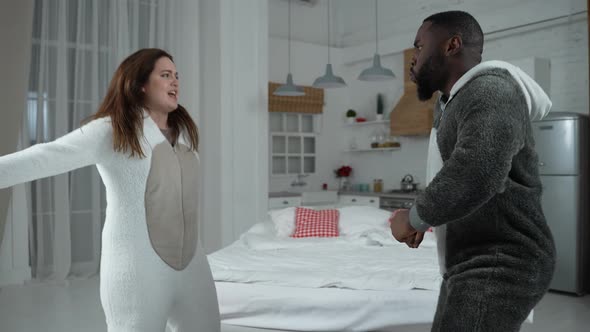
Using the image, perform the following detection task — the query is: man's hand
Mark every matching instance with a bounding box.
[389,209,425,248]
[405,231,425,249]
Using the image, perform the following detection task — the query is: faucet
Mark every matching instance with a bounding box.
[291,174,309,187]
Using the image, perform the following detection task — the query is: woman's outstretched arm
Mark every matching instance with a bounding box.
[0,117,113,189]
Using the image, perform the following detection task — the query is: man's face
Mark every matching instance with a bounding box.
[410,22,449,101]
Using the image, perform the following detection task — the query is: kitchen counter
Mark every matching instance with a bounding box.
[338,190,420,199]
[269,190,420,199]
[268,191,302,198]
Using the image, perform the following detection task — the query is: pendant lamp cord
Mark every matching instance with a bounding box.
[327,0,331,63]
[375,0,379,54]
[288,0,292,73]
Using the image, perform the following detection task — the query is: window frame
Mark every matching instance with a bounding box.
[269,112,318,177]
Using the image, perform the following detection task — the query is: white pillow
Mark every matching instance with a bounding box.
[245,217,276,236]
[338,206,392,236]
[268,207,296,237]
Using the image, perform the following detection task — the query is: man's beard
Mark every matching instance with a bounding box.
[415,52,447,101]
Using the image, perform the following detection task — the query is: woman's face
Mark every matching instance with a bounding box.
[142,57,179,113]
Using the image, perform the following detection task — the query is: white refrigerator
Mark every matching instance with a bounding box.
[532,112,589,295]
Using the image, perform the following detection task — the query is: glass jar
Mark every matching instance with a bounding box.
[376,131,386,148]
[373,179,383,193]
[370,134,379,148]
[349,137,358,150]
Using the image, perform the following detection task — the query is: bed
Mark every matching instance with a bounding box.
[208,206,443,332]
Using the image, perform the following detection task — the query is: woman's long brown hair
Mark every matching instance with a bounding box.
[86,48,198,158]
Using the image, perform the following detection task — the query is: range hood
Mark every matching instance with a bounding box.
[390,49,437,136]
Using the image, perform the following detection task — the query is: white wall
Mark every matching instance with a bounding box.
[483,15,588,114]
[170,0,200,121]
[269,0,586,48]
[199,0,223,253]
[269,3,588,193]
[200,0,269,253]
[334,0,586,48]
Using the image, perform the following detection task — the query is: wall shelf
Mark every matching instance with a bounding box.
[344,119,389,127]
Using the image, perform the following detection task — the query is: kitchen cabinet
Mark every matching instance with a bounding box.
[337,195,380,208]
[269,193,380,209]
[268,196,302,209]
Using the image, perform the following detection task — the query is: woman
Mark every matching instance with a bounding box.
[0,48,220,332]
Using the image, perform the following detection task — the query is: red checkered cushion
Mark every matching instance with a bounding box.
[291,207,340,238]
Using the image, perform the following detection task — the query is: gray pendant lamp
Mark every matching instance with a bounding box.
[358,0,395,81]
[274,0,305,96]
[313,0,346,88]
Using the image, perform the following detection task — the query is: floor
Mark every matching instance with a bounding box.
[0,277,588,332]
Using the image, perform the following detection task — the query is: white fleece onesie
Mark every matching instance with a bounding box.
[0,114,220,332]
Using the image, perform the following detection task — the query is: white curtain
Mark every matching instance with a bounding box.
[26,0,176,281]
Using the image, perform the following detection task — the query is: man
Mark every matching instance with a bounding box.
[389,11,556,332]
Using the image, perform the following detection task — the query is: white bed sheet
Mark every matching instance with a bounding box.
[210,237,441,292]
[209,220,443,331]
[216,281,439,332]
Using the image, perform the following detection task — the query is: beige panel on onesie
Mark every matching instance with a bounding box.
[144,142,199,270]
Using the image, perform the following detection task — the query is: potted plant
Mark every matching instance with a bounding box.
[376,93,384,121]
[334,165,353,191]
[346,109,357,124]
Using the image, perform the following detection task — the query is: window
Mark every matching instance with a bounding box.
[270,113,317,175]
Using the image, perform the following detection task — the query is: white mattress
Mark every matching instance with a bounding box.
[209,219,443,331]
[216,281,439,332]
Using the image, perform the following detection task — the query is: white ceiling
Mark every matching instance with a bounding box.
[268,0,587,48]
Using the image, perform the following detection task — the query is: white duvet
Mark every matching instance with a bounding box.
[208,222,442,292]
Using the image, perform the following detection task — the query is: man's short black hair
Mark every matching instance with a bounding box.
[423,11,483,54]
